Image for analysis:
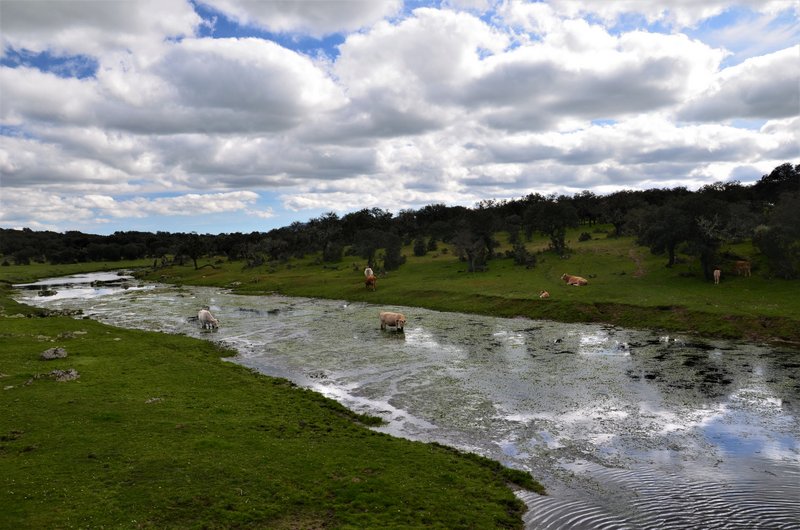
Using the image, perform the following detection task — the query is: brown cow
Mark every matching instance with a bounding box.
[379,311,406,331]
[365,274,377,291]
[539,290,550,298]
[561,273,588,286]
[733,260,751,277]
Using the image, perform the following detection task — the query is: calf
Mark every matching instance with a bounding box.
[198,308,219,330]
[561,273,588,286]
[539,290,550,299]
[379,311,406,331]
[733,260,751,277]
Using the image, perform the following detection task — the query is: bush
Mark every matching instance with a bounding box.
[322,241,343,263]
[512,241,536,268]
[383,233,406,271]
[511,242,526,264]
[413,238,427,257]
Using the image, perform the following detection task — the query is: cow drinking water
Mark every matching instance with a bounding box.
[198,308,219,330]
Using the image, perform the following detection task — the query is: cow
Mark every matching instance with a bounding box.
[365,274,377,291]
[561,273,588,286]
[364,267,374,277]
[539,290,550,299]
[198,308,219,330]
[380,311,406,331]
[733,260,751,277]
[713,268,721,285]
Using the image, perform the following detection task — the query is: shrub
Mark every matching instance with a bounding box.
[322,241,343,263]
[413,238,427,257]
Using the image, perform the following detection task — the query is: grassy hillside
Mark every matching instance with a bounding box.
[135,226,799,345]
[0,283,540,529]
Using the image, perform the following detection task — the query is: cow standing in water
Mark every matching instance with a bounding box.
[380,311,406,331]
[198,308,219,329]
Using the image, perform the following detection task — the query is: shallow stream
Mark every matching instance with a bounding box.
[14,273,800,529]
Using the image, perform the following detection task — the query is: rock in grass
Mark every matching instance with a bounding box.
[40,347,68,360]
[48,369,79,382]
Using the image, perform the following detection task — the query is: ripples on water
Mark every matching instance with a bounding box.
[14,275,800,530]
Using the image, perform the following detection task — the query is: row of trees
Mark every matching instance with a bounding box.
[2,163,798,278]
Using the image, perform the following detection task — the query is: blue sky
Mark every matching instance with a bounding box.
[1,0,798,235]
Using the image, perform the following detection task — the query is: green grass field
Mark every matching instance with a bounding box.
[134,227,800,345]
[0,279,540,529]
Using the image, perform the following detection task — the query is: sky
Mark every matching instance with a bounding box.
[1,0,798,235]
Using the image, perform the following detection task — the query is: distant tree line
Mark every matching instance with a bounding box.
[2,162,798,279]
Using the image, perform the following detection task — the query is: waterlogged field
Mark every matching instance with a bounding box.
[14,274,800,529]
[3,275,535,529]
[133,229,800,344]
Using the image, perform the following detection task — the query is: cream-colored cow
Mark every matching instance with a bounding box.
[198,308,219,329]
[379,311,406,331]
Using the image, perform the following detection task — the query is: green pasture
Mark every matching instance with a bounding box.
[139,227,800,345]
[0,286,539,529]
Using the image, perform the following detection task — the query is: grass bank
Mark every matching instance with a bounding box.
[137,228,799,346]
[0,276,541,529]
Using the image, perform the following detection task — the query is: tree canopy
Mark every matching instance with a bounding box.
[2,163,798,278]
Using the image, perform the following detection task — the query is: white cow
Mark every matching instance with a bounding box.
[198,308,219,330]
[379,311,406,331]
[364,267,374,278]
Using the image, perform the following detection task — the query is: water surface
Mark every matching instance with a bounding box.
[14,275,800,529]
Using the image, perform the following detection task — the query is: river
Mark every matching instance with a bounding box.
[14,273,800,529]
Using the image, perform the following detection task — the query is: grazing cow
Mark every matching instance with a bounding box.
[380,311,406,331]
[561,273,588,286]
[733,260,751,277]
[713,268,721,285]
[364,267,374,277]
[539,290,550,299]
[365,275,377,291]
[198,308,219,329]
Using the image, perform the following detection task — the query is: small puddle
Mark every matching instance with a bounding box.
[14,274,800,529]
